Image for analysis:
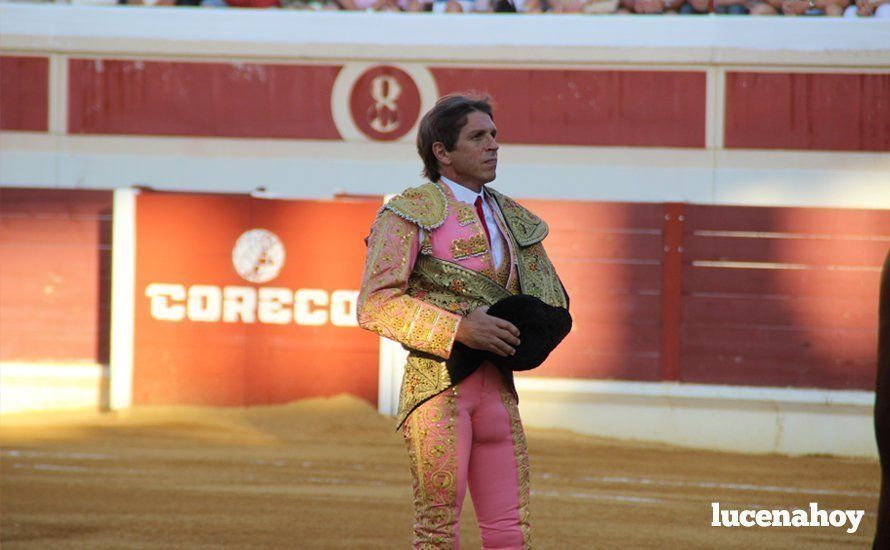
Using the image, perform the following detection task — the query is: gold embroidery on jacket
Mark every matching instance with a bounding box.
[489,193,521,293]
[408,256,511,315]
[516,241,568,309]
[357,210,461,360]
[479,265,498,283]
[487,186,567,309]
[360,184,566,430]
[384,183,448,230]
[493,254,512,288]
[420,232,433,256]
[455,205,477,227]
[506,265,521,295]
[450,234,488,260]
[395,243,564,428]
[487,187,548,246]
[395,255,515,428]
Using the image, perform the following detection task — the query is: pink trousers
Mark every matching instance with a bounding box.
[401,363,531,549]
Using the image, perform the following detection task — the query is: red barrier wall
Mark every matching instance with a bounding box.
[0,188,112,362]
[680,205,889,390]
[2,188,883,403]
[133,191,381,406]
[516,200,888,391]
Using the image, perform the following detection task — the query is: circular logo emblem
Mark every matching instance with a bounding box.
[231,229,285,284]
[348,65,421,142]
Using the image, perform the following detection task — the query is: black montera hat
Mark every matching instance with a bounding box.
[446,294,572,376]
[486,294,572,371]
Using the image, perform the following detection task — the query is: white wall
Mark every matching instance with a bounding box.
[514,378,877,459]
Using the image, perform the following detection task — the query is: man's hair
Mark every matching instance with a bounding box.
[416,93,494,183]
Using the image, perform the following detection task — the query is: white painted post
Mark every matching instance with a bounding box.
[109,187,138,410]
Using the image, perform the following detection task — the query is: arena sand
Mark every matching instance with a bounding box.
[0,395,880,548]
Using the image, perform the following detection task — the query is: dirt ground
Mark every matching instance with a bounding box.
[0,395,881,549]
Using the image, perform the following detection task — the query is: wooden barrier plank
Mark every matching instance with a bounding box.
[522,200,664,231]
[682,325,876,361]
[681,353,875,390]
[534,319,662,380]
[682,265,880,300]
[557,264,661,294]
[1,305,101,327]
[0,245,107,271]
[542,232,664,261]
[554,322,661,354]
[683,295,877,330]
[685,204,890,236]
[0,188,115,211]
[0,219,112,245]
[564,294,662,324]
[684,234,889,267]
[0,324,105,362]
[525,354,662,381]
[0,271,101,308]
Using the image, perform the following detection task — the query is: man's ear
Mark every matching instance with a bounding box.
[432,142,451,167]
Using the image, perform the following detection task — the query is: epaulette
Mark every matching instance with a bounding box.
[383,182,448,231]
[486,187,549,246]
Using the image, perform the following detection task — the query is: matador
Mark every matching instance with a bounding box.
[357,94,569,549]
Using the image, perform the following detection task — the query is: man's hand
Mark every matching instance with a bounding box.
[455,306,521,357]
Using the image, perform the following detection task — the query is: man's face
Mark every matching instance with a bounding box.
[438,111,499,189]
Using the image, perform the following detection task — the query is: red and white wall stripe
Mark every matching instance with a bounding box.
[1,6,889,207]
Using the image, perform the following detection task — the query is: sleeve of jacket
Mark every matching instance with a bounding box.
[356,209,461,359]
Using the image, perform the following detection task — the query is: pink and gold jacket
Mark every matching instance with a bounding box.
[357,180,567,429]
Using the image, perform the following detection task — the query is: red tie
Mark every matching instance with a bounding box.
[474,196,492,249]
